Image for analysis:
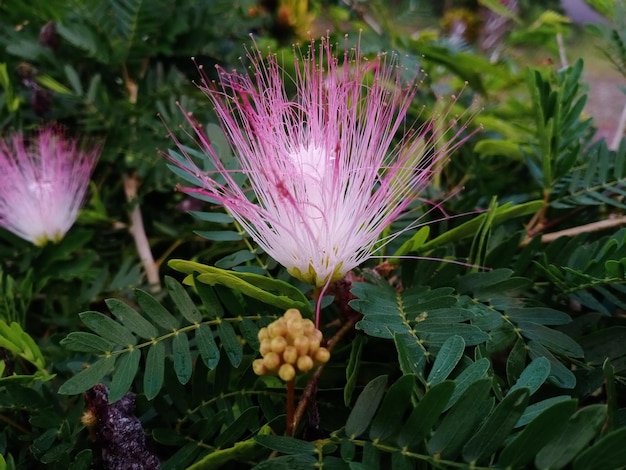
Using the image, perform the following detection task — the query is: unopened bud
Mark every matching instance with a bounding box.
[314,348,330,364]
[293,335,309,356]
[278,363,296,382]
[283,345,298,364]
[263,352,281,371]
[268,319,287,338]
[270,336,287,354]
[258,327,269,341]
[252,358,267,376]
[284,308,302,321]
[259,338,272,356]
[296,355,314,373]
[302,319,316,335]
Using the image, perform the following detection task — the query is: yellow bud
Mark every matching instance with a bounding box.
[259,338,272,356]
[286,320,304,343]
[308,339,320,355]
[252,358,267,376]
[263,352,281,371]
[302,319,316,335]
[284,308,302,321]
[258,327,269,341]
[278,363,296,382]
[283,345,298,364]
[270,336,287,354]
[293,335,309,356]
[296,355,314,373]
[312,329,323,342]
[314,347,330,364]
[268,319,287,338]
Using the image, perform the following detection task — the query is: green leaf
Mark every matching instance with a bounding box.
[579,326,626,365]
[473,138,524,158]
[345,375,388,439]
[498,399,577,468]
[462,388,530,464]
[169,260,311,314]
[233,319,256,350]
[445,358,491,410]
[218,321,242,367]
[414,323,489,347]
[186,437,260,470]
[58,356,116,395]
[427,335,465,386]
[105,298,159,339]
[109,349,141,403]
[345,335,365,406]
[254,435,316,455]
[196,230,242,241]
[519,321,584,358]
[505,307,571,325]
[369,375,415,442]
[165,276,202,324]
[60,332,115,353]
[506,338,527,385]
[144,342,165,400]
[196,324,220,369]
[135,289,180,331]
[195,282,224,319]
[214,406,259,448]
[508,356,551,396]
[64,64,83,95]
[395,201,542,257]
[393,332,427,378]
[79,311,137,346]
[536,404,607,469]
[515,396,572,428]
[172,332,192,384]
[396,381,456,448]
[573,427,626,470]
[528,340,577,388]
[188,211,233,224]
[427,378,493,459]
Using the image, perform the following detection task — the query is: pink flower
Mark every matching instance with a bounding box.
[169,36,465,289]
[0,127,100,246]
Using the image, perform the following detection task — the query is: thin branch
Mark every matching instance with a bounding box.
[123,173,161,291]
[610,99,626,151]
[290,314,360,435]
[521,215,626,246]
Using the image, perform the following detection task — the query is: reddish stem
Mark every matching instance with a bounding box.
[286,379,295,436]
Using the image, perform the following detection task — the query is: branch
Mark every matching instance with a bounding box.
[521,215,626,246]
[290,314,360,435]
[123,173,161,291]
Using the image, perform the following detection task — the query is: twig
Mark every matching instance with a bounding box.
[290,314,360,435]
[520,215,626,246]
[610,99,626,151]
[556,32,568,69]
[123,173,161,291]
[286,380,295,436]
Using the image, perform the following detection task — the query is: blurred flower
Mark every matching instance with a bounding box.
[170,36,465,288]
[0,127,100,246]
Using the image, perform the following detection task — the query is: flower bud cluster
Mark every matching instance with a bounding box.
[253,308,330,382]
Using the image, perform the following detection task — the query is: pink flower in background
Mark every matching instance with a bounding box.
[0,127,100,246]
[170,36,465,290]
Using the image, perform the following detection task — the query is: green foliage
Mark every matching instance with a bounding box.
[1,0,626,468]
[58,275,275,402]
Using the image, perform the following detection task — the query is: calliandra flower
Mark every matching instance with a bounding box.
[0,127,100,246]
[168,36,466,290]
